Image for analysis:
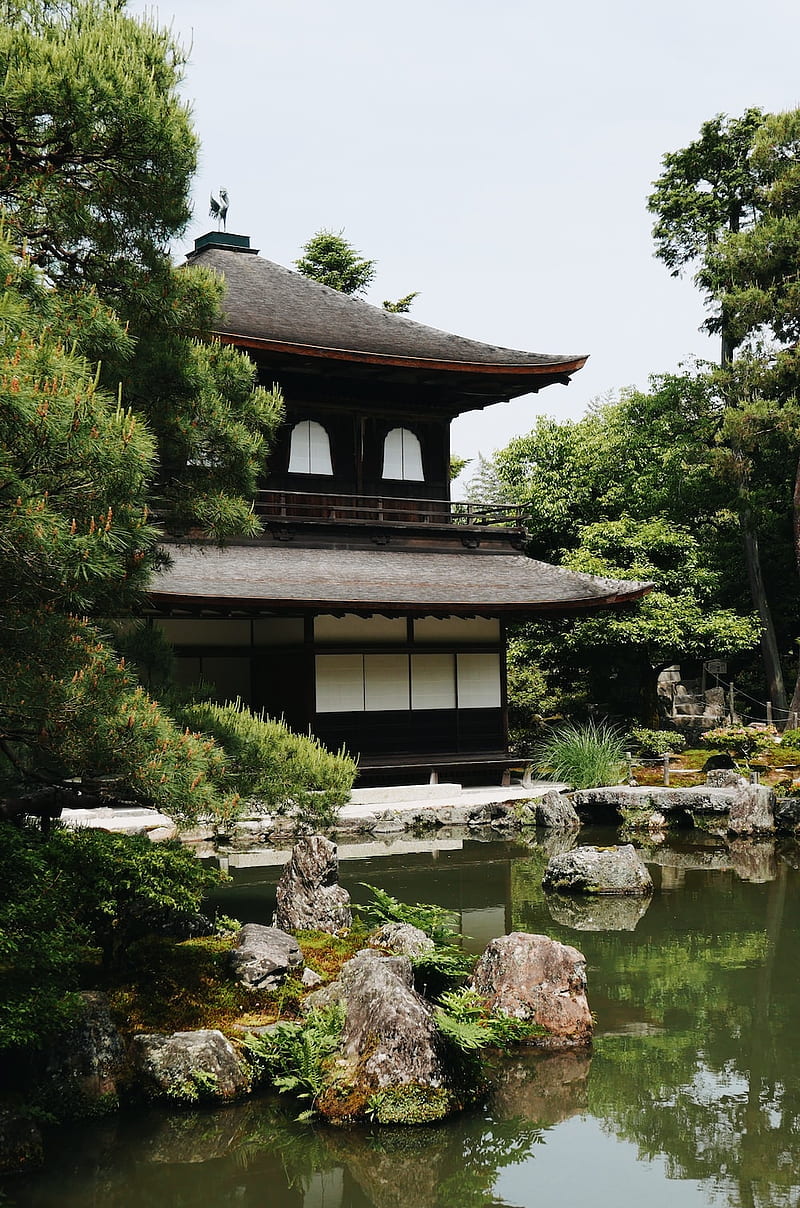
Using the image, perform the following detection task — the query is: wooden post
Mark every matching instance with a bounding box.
[626,750,633,782]
[767,701,773,729]
[662,753,670,786]
[792,711,799,730]
[728,681,736,723]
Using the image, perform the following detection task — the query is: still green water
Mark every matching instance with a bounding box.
[4,829,799,1208]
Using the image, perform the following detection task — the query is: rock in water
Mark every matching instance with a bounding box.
[275,835,352,933]
[728,784,775,835]
[229,924,303,990]
[317,950,453,1123]
[536,791,580,831]
[131,1030,251,1104]
[469,932,592,1047]
[542,844,653,895]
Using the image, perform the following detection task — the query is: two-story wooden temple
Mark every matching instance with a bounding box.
[149,231,648,780]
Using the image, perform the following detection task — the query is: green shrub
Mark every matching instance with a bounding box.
[699,725,777,758]
[179,699,357,828]
[779,728,800,748]
[0,823,224,1054]
[533,720,628,789]
[629,727,686,757]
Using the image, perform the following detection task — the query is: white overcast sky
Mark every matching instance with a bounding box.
[135,0,800,474]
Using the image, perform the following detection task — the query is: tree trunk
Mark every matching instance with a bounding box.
[739,500,788,716]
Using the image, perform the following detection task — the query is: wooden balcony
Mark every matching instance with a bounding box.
[254,489,526,532]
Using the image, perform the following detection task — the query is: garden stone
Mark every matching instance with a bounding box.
[542,844,653,895]
[728,784,775,835]
[775,795,800,833]
[368,921,435,958]
[469,932,592,1047]
[274,835,352,933]
[536,791,580,830]
[705,768,747,788]
[317,949,451,1123]
[229,924,303,991]
[41,991,126,1113]
[301,966,323,988]
[130,1030,250,1103]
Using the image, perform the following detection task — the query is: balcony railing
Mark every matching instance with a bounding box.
[254,489,526,530]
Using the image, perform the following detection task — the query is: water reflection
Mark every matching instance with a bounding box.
[4,831,800,1208]
[544,892,652,931]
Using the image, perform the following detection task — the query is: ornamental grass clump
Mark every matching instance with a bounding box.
[533,720,628,789]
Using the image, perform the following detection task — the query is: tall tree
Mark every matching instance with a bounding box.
[0,0,283,541]
[649,109,791,715]
[700,109,800,720]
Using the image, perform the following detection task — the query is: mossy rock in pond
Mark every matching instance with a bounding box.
[367,1084,456,1125]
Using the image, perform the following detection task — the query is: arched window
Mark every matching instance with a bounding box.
[288,420,333,475]
[382,427,424,481]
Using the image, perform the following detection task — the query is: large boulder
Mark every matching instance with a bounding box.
[535,791,580,831]
[229,924,303,991]
[705,768,747,788]
[542,844,653,895]
[317,949,453,1123]
[368,922,435,958]
[130,1030,251,1104]
[274,836,352,933]
[728,784,775,835]
[468,932,592,1047]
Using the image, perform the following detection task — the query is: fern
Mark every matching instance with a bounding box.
[357,883,460,946]
[243,1004,344,1111]
[434,988,545,1052]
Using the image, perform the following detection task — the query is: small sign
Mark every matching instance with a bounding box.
[705,660,727,676]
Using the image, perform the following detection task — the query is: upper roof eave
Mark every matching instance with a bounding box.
[211,329,588,379]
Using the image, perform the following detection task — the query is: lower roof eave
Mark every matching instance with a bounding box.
[147,586,652,617]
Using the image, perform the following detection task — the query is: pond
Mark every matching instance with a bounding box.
[4,827,800,1208]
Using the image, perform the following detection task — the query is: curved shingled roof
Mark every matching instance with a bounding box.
[187,237,587,380]
[151,542,650,615]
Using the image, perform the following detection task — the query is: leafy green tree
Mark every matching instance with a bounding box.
[295,229,377,296]
[0,0,283,542]
[0,0,196,302]
[491,379,763,723]
[296,228,419,313]
[648,108,799,714]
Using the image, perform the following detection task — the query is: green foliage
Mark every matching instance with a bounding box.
[629,728,687,757]
[533,720,628,789]
[0,0,196,298]
[294,230,377,296]
[0,234,157,614]
[243,1004,344,1115]
[382,291,420,313]
[0,824,90,1051]
[365,1083,453,1124]
[434,988,544,1052]
[0,822,222,1052]
[699,725,777,758]
[178,699,357,827]
[0,612,239,825]
[357,884,460,946]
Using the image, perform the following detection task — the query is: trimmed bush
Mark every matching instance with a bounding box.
[533,720,628,789]
[629,727,686,757]
[180,699,357,828]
